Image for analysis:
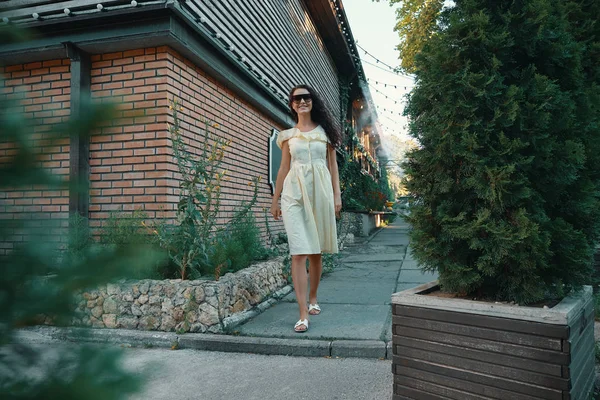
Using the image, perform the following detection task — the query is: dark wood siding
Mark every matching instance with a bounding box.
[1,0,343,125]
[0,1,163,22]
[392,303,595,400]
[176,0,341,123]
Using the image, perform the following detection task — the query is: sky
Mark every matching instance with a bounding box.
[342,0,415,163]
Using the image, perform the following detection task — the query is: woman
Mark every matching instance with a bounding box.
[270,84,342,333]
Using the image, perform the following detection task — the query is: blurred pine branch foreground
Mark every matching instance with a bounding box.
[0,25,160,400]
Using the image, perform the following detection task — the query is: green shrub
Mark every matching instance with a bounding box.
[99,209,149,246]
[154,100,269,280]
[209,210,270,278]
[339,153,387,211]
[1,43,159,397]
[403,1,600,304]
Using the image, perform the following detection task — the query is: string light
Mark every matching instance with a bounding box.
[356,43,414,79]
[368,79,415,90]
[368,83,407,103]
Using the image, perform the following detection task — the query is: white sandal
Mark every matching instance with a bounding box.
[308,303,321,315]
[294,319,309,333]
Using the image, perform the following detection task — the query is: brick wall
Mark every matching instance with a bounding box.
[88,47,173,228]
[164,47,282,232]
[1,46,285,254]
[0,59,71,255]
[88,46,285,237]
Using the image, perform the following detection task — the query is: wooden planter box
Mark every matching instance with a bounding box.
[391,282,595,400]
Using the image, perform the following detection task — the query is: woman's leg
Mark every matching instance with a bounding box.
[307,253,322,307]
[291,254,309,324]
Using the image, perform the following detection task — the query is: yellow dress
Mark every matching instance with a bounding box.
[277,125,338,255]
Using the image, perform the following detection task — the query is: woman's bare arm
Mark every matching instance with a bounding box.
[271,140,292,220]
[327,144,342,217]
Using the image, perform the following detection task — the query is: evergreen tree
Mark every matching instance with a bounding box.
[403,0,600,304]
[0,26,162,399]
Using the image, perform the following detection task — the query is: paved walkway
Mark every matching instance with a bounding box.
[18,218,437,359]
[231,218,437,356]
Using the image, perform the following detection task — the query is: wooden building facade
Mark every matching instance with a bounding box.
[0,0,381,253]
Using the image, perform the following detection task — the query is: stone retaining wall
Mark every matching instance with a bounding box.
[70,258,287,333]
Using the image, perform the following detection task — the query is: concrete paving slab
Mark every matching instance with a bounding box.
[382,308,393,342]
[237,303,390,341]
[331,340,386,359]
[398,259,421,270]
[281,279,398,305]
[370,236,409,246]
[329,264,402,280]
[342,253,406,263]
[397,269,438,284]
[58,327,178,348]
[386,341,393,359]
[178,333,331,357]
[394,283,422,293]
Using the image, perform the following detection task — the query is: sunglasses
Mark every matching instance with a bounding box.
[291,94,312,103]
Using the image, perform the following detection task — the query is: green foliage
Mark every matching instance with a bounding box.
[378,166,395,204]
[0,65,160,398]
[595,291,600,322]
[377,0,444,73]
[96,210,172,279]
[99,209,150,246]
[66,213,95,266]
[339,151,387,212]
[404,0,600,304]
[337,125,394,212]
[208,178,271,278]
[153,101,228,280]
[154,101,267,280]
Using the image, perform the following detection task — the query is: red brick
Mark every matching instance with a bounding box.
[6,64,24,72]
[123,94,145,102]
[112,133,133,141]
[102,52,124,61]
[112,73,133,81]
[124,79,146,88]
[102,66,123,75]
[91,75,111,84]
[102,189,122,196]
[113,57,134,66]
[124,172,144,180]
[51,81,70,89]
[133,86,156,94]
[12,70,31,78]
[112,181,133,188]
[102,173,123,180]
[133,180,156,187]
[103,82,123,90]
[123,188,145,195]
[134,195,155,203]
[124,49,145,57]
[134,148,156,156]
[42,74,62,82]
[112,165,133,172]
[134,55,156,63]
[113,88,133,96]
[42,60,63,67]
[31,83,51,90]
[49,66,69,73]
[124,64,144,72]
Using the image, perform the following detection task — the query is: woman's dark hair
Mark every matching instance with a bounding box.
[288,84,342,147]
